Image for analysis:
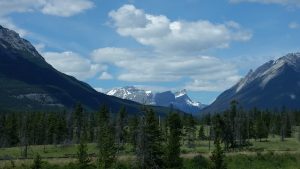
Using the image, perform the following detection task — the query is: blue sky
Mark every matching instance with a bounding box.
[0,0,300,104]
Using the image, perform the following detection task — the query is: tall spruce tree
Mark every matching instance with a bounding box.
[77,140,91,169]
[198,125,206,141]
[128,115,139,149]
[136,108,164,169]
[285,114,292,138]
[5,113,19,147]
[97,105,116,169]
[210,115,227,169]
[115,106,127,151]
[165,112,183,169]
[31,154,43,169]
[74,103,84,143]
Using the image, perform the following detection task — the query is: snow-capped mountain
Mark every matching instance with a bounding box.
[107,86,154,105]
[203,53,300,112]
[107,87,206,114]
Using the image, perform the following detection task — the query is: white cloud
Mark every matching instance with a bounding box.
[34,43,46,53]
[109,4,252,54]
[99,72,113,80]
[0,18,28,37]
[229,0,300,7]
[94,87,105,93]
[43,51,105,80]
[0,0,94,36]
[40,0,94,17]
[0,0,94,17]
[91,47,241,91]
[185,76,241,92]
[289,22,300,29]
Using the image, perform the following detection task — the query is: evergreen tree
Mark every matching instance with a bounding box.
[183,114,196,148]
[0,113,6,147]
[285,114,292,138]
[5,113,19,147]
[88,113,96,142]
[97,105,116,169]
[74,103,84,143]
[115,106,127,150]
[165,112,183,169]
[128,115,139,149]
[198,125,206,140]
[222,111,234,151]
[77,140,91,169]
[255,110,268,142]
[31,154,43,169]
[136,108,164,169]
[210,115,227,169]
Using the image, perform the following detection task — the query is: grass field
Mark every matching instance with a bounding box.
[0,135,300,168]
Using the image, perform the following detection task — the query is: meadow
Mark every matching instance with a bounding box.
[1,136,300,169]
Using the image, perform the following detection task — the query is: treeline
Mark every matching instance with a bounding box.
[201,101,300,151]
[0,101,300,168]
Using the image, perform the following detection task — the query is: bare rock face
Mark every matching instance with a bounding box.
[203,53,300,113]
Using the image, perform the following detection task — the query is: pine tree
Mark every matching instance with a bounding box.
[74,103,84,143]
[77,140,91,169]
[0,113,6,147]
[198,125,206,140]
[128,115,139,149]
[5,113,19,147]
[97,105,116,169]
[285,114,292,138]
[165,112,183,169]
[136,108,164,169]
[31,154,43,169]
[183,114,196,148]
[210,115,227,169]
[88,113,96,142]
[115,106,127,151]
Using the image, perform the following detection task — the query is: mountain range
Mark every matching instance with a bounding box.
[203,53,300,113]
[107,87,206,114]
[2,24,300,114]
[0,25,173,114]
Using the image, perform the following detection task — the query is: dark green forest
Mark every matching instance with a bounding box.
[0,101,300,169]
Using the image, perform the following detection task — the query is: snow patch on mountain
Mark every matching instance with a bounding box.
[106,87,206,114]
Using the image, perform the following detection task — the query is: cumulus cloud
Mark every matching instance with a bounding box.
[91,47,241,91]
[109,4,252,54]
[99,72,114,80]
[43,51,105,80]
[40,0,94,17]
[0,0,94,17]
[289,22,300,29]
[229,0,300,7]
[0,18,28,37]
[0,0,94,36]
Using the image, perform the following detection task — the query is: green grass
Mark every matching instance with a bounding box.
[226,153,300,169]
[0,136,299,159]
[0,135,300,168]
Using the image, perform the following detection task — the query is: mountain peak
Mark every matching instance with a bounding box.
[236,52,300,92]
[204,52,300,112]
[175,89,187,98]
[0,25,41,59]
[107,87,206,114]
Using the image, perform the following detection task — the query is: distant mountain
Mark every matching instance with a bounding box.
[107,87,206,114]
[0,25,170,114]
[203,53,300,113]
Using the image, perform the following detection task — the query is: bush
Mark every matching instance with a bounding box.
[183,155,210,169]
